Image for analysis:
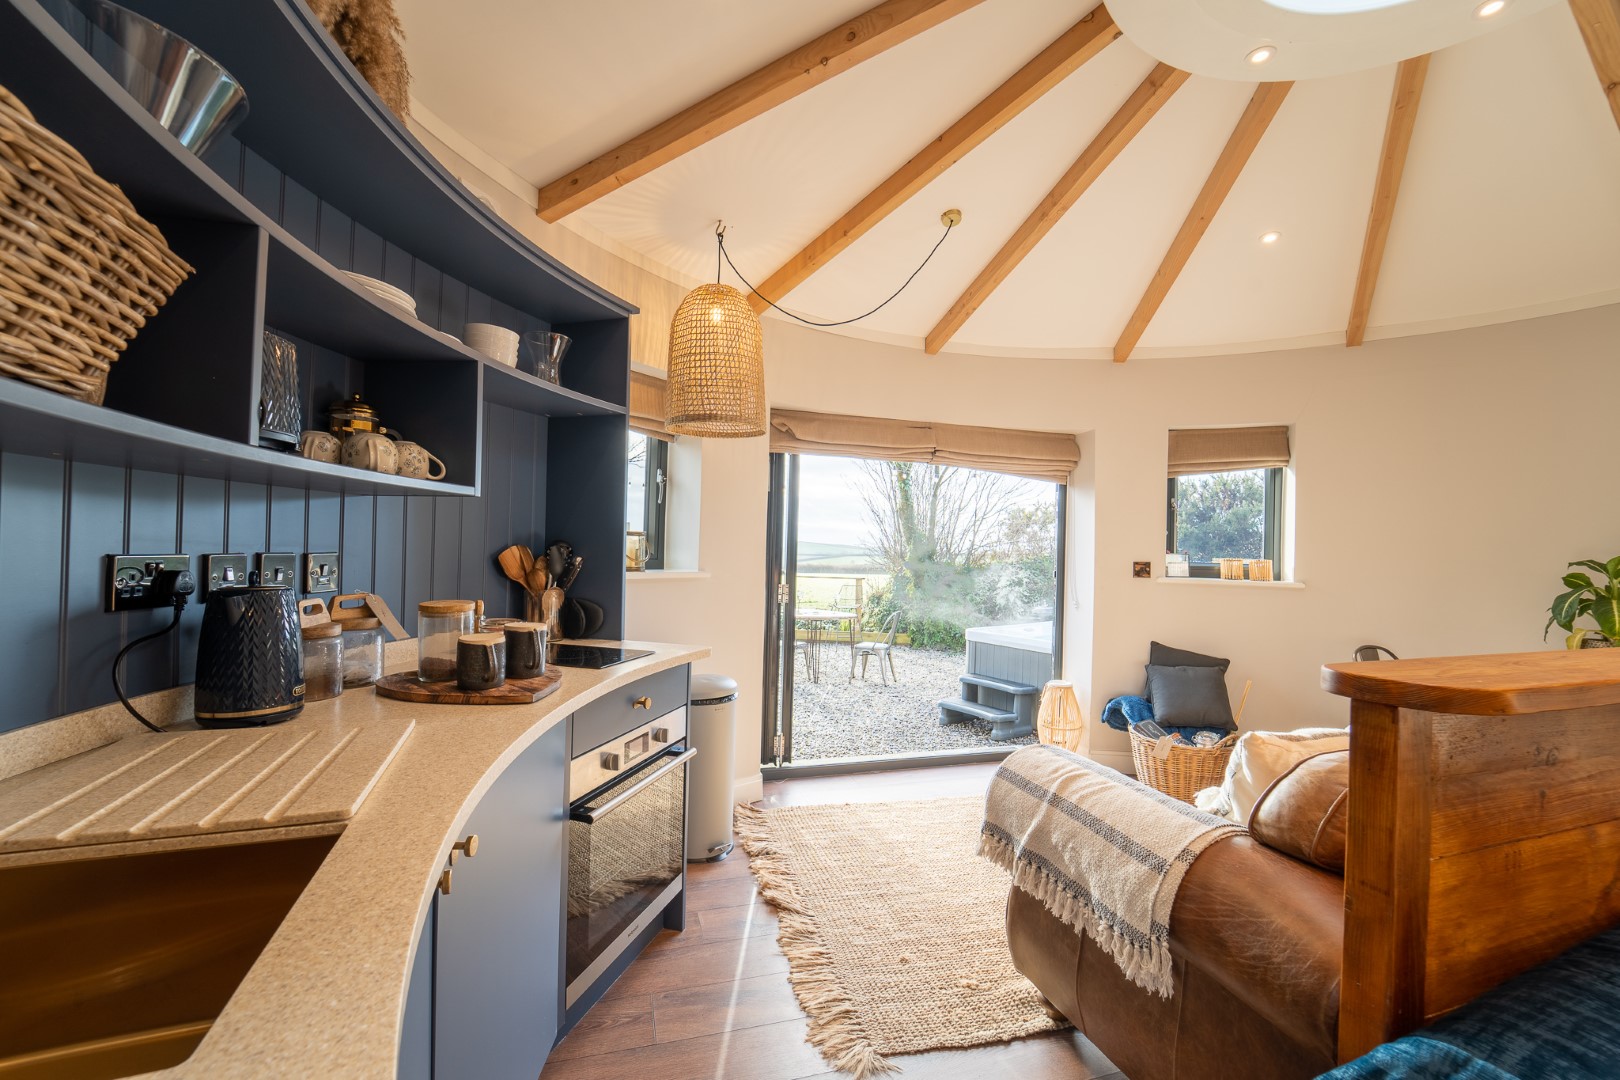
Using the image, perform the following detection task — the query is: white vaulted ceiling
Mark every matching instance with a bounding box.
[395,0,1620,359]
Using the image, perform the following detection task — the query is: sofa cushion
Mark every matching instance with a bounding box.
[1193,727,1350,824]
[1249,749,1349,873]
[1144,664,1236,729]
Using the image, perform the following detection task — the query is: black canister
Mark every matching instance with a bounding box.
[194,578,305,727]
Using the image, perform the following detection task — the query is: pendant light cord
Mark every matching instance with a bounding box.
[718,221,954,328]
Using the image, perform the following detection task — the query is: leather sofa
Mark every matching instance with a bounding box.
[1005,750,1350,1080]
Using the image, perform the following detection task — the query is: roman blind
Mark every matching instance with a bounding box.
[629,371,671,441]
[1167,425,1290,478]
[768,409,1079,484]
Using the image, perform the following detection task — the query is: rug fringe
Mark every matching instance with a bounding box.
[735,803,901,1079]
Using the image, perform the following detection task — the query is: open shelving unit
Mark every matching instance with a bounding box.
[0,0,634,499]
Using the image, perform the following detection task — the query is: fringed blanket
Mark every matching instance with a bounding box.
[979,744,1242,997]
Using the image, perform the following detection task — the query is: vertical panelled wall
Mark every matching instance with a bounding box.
[0,139,587,736]
[0,404,544,734]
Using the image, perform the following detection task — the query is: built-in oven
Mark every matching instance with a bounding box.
[565,707,695,1006]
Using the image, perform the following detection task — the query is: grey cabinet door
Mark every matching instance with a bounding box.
[434,723,566,1079]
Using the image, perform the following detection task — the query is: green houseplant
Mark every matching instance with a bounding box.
[1545,557,1620,649]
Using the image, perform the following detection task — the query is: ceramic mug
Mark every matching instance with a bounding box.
[299,430,341,463]
[463,322,519,366]
[503,622,547,680]
[395,440,447,480]
[456,632,506,692]
[341,431,398,474]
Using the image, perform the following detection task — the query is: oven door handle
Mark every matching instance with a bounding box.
[570,747,697,824]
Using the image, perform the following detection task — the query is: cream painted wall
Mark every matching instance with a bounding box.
[629,303,1620,781]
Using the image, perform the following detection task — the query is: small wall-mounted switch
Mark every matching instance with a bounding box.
[106,554,192,612]
[203,554,249,597]
[257,552,298,588]
[304,552,339,594]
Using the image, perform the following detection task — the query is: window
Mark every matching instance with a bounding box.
[627,431,668,570]
[1165,468,1283,577]
[1164,425,1290,578]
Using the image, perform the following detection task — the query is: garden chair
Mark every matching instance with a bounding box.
[853,611,901,685]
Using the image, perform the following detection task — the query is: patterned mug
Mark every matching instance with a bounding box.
[395,440,447,481]
[341,431,398,474]
[299,430,341,463]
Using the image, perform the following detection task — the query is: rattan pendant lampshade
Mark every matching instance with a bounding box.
[665,282,765,438]
[1037,680,1086,753]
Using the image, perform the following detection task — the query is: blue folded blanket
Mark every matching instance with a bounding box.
[1103,695,1229,745]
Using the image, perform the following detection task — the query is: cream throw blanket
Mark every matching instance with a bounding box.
[979,744,1242,998]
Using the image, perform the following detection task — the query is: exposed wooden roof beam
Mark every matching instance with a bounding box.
[745,6,1122,315]
[534,0,989,222]
[924,63,1189,355]
[1570,0,1620,133]
[1346,55,1430,347]
[1113,81,1292,362]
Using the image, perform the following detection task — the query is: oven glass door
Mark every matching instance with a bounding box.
[566,748,691,992]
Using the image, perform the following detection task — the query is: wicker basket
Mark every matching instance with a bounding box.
[1129,728,1239,803]
[0,84,192,404]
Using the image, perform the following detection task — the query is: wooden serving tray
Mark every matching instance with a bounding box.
[374,670,562,705]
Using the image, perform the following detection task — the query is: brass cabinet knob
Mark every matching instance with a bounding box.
[438,868,453,896]
[453,834,479,860]
[633,696,652,710]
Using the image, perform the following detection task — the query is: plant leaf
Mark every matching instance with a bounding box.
[1608,555,1620,582]
[1568,629,1589,650]
[1590,591,1620,642]
[1550,589,1589,629]
[1565,572,1595,591]
[1570,560,1609,577]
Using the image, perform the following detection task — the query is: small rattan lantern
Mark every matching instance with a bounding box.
[665,282,765,438]
[1037,680,1086,752]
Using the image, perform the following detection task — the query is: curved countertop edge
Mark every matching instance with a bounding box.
[1321,649,1620,715]
[128,639,709,1079]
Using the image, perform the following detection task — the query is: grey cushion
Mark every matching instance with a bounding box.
[1143,642,1230,701]
[1143,664,1235,729]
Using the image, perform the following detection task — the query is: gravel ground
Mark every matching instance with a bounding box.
[789,645,1038,762]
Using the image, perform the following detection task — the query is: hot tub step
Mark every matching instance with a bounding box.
[959,673,1038,698]
[937,697,1031,741]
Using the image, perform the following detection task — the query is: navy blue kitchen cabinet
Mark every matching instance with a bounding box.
[399,721,567,1080]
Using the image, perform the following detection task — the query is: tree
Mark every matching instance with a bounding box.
[854,460,1028,576]
[1171,470,1265,563]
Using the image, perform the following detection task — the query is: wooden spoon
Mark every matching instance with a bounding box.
[526,566,548,598]
[497,546,529,588]
[516,544,535,579]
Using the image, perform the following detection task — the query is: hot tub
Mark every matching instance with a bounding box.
[965,621,1055,688]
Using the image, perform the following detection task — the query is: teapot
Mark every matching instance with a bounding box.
[328,394,390,437]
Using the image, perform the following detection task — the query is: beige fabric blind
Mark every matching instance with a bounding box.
[769,409,1079,484]
[1167,425,1290,478]
[629,371,671,441]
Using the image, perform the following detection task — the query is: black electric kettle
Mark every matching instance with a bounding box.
[194,573,305,727]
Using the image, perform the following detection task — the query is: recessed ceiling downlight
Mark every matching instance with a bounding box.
[1473,0,1506,16]
[1246,45,1277,65]
[1259,230,1282,245]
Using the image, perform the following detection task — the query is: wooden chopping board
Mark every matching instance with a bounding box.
[374,669,562,705]
[0,717,413,855]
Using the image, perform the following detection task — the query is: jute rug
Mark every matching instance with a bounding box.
[735,795,1063,1078]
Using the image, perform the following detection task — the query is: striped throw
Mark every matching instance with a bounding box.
[979,744,1243,997]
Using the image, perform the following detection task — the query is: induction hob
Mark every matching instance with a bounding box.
[548,643,654,669]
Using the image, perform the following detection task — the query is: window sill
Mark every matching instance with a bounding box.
[626,570,710,583]
[1155,577,1304,589]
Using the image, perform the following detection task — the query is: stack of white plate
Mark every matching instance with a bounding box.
[344,272,418,320]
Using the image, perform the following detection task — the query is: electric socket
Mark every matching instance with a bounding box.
[203,554,249,597]
[257,552,298,589]
[106,554,191,612]
[304,552,339,594]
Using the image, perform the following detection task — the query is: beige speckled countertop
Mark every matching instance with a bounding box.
[5,638,707,1079]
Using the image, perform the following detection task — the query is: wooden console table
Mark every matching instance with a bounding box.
[1323,649,1620,1061]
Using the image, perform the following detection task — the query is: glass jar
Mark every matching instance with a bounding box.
[418,599,475,682]
[341,616,385,688]
[300,622,344,702]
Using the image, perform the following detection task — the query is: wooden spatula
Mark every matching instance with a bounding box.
[497,546,529,589]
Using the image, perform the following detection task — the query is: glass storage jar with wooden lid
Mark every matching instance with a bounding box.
[418,600,475,682]
[341,616,385,688]
[300,622,344,702]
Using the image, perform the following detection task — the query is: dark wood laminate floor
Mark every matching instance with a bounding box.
[541,763,1123,1080]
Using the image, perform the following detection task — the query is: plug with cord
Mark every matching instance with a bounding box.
[112,568,197,733]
